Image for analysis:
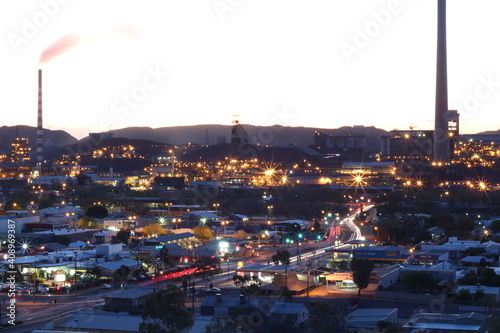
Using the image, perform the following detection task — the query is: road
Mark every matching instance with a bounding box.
[0,207,368,332]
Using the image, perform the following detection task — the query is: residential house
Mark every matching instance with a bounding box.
[269,302,309,327]
[104,286,154,312]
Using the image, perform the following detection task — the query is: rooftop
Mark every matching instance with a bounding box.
[270,302,307,315]
[54,309,141,332]
[156,232,196,243]
[104,286,154,300]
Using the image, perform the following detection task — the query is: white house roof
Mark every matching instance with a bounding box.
[270,302,306,315]
[187,211,220,219]
[460,256,494,263]
[97,259,141,271]
[54,309,141,332]
[457,285,500,295]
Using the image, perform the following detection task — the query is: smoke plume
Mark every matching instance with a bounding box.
[39,34,85,64]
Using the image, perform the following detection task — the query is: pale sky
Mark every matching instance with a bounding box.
[2,0,500,140]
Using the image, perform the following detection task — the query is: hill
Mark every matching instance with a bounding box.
[0,125,78,156]
[96,124,389,152]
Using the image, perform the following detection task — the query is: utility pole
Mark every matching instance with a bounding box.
[191,281,196,313]
[32,259,37,303]
[73,251,78,295]
[155,258,160,292]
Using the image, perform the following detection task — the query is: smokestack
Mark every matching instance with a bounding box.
[433,0,450,163]
[37,69,43,169]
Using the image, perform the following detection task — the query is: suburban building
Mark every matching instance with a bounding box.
[52,309,142,332]
[346,308,398,331]
[104,286,154,312]
[402,311,488,333]
[269,302,309,327]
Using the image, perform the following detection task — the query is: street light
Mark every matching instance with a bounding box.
[221,221,228,234]
[258,232,267,248]
[296,233,303,264]
[267,205,274,219]
[155,257,160,292]
[213,203,220,215]
[188,245,194,260]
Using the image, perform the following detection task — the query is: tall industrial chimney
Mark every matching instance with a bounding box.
[37,69,43,169]
[433,0,450,163]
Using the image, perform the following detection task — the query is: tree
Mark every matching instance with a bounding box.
[232,230,247,240]
[436,214,456,236]
[456,289,472,302]
[111,230,131,244]
[232,275,262,297]
[113,265,131,282]
[139,284,194,333]
[306,301,347,333]
[87,266,102,285]
[487,317,500,333]
[456,217,476,238]
[85,205,108,219]
[271,250,290,265]
[479,267,497,286]
[159,246,173,270]
[458,272,478,286]
[143,223,168,238]
[376,320,405,333]
[350,258,374,296]
[490,220,500,234]
[473,289,486,303]
[192,226,214,241]
[77,216,97,229]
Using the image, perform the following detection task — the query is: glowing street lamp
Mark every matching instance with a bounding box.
[221,221,228,234]
[213,203,220,215]
[267,205,274,219]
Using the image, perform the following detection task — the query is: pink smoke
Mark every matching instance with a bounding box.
[113,23,141,39]
[39,34,85,64]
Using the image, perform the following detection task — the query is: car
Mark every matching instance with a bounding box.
[38,284,49,293]
[206,287,221,294]
[101,284,112,289]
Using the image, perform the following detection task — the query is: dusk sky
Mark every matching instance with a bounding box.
[2,0,500,140]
